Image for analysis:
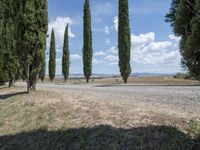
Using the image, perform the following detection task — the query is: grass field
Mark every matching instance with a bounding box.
[0,77,200,150]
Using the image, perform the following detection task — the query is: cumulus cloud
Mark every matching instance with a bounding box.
[93,58,103,65]
[131,32,181,65]
[169,34,181,42]
[131,32,155,46]
[113,16,118,31]
[108,46,118,54]
[94,51,106,57]
[104,55,118,63]
[70,54,81,61]
[47,17,76,49]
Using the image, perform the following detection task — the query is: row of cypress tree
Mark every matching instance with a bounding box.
[48,25,70,83]
[166,0,200,81]
[48,0,131,83]
[0,0,132,92]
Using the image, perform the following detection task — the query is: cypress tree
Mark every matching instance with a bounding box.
[0,0,4,85]
[118,0,131,83]
[166,0,200,80]
[62,24,70,82]
[39,39,46,82]
[17,0,48,93]
[2,0,19,87]
[83,0,93,83]
[37,0,48,82]
[183,0,200,81]
[49,29,56,82]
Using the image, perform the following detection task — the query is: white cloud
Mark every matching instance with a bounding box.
[47,17,75,49]
[169,34,181,42]
[131,32,181,66]
[70,54,81,61]
[131,32,155,46]
[104,55,118,63]
[108,46,118,54]
[104,26,110,35]
[93,58,103,65]
[113,16,118,31]
[94,51,106,56]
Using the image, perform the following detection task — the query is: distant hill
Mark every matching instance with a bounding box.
[54,73,176,79]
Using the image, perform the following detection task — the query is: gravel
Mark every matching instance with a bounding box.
[37,83,200,119]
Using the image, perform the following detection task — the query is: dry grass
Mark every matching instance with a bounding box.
[0,77,200,149]
[40,76,200,86]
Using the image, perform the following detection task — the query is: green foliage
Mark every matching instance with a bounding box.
[183,0,200,80]
[62,24,70,82]
[39,46,46,82]
[0,0,20,86]
[83,0,93,83]
[166,0,200,81]
[0,0,4,84]
[16,0,48,91]
[118,0,131,83]
[49,29,56,82]
[165,0,180,28]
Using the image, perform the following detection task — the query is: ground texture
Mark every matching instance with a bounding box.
[0,77,200,150]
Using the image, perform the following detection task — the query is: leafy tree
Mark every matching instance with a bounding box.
[37,0,48,82]
[183,0,200,80]
[165,0,180,28]
[39,39,46,82]
[0,0,5,85]
[17,0,48,93]
[62,24,70,82]
[83,0,93,83]
[166,0,200,81]
[118,0,131,83]
[2,0,19,87]
[49,29,56,82]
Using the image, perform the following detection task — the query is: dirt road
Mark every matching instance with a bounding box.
[36,82,200,120]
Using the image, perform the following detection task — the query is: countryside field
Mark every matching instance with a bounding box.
[0,77,200,149]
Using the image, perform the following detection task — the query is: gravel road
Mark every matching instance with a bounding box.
[37,83,200,119]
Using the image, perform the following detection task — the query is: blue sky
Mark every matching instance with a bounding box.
[47,0,182,75]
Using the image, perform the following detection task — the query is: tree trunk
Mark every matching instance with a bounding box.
[8,78,14,87]
[123,75,128,84]
[86,77,89,83]
[26,65,30,94]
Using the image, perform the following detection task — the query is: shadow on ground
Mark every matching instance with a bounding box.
[0,92,27,100]
[0,125,199,150]
[93,84,200,88]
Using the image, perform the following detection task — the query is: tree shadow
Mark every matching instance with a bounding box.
[0,92,27,100]
[93,84,200,88]
[0,125,199,150]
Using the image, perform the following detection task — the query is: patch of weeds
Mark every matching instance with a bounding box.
[188,118,200,136]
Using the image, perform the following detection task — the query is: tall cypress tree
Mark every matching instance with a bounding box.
[2,0,19,87]
[0,0,5,85]
[17,0,48,93]
[49,29,56,82]
[183,0,200,81]
[166,0,200,80]
[62,24,70,82]
[118,0,131,83]
[83,0,93,83]
[39,38,46,82]
[37,0,48,82]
